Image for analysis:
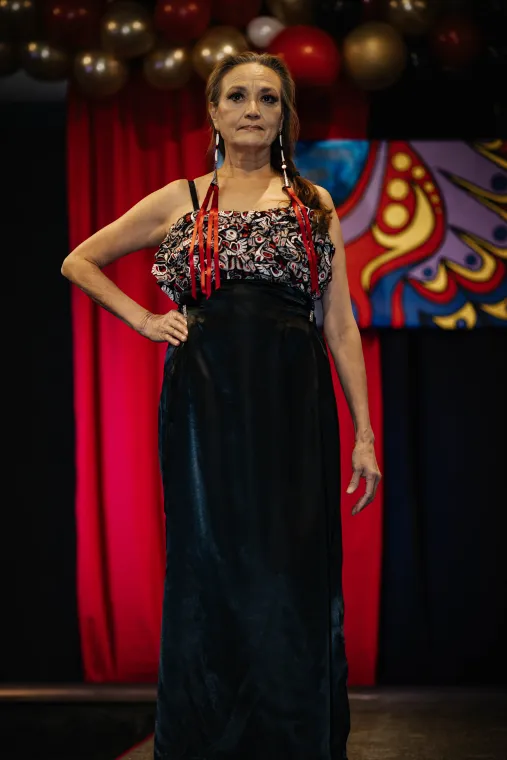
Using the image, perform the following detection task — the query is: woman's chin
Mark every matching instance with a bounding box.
[231,132,269,147]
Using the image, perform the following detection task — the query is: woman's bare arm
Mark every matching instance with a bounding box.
[318,187,373,442]
[61,179,187,334]
[317,185,381,513]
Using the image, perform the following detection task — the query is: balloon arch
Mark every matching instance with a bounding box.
[0,1,494,99]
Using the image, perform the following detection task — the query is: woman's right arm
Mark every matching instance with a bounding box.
[61,179,188,343]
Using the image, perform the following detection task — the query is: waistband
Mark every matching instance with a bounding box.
[178,279,315,323]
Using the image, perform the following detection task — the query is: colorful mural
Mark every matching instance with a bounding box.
[296,139,507,328]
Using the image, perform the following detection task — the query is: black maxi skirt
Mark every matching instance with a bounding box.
[154,279,350,760]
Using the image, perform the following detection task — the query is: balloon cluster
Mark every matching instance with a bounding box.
[313,0,488,91]
[0,0,499,98]
[0,0,320,97]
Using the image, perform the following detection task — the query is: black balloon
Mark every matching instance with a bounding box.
[21,42,70,81]
[404,38,437,82]
[313,0,363,40]
[0,0,37,42]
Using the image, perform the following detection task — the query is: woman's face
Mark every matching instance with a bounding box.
[209,63,284,155]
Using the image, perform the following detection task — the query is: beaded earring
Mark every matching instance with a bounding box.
[279,130,320,296]
[212,130,219,185]
[187,129,221,299]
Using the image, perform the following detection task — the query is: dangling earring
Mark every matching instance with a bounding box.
[279,131,290,188]
[213,130,220,185]
[187,129,221,300]
[279,130,320,297]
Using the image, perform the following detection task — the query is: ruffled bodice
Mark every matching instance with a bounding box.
[151,205,335,305]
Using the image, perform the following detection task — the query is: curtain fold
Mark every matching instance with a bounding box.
[67,73,383,684]
[330,331,384,686]
[67,76,211,682]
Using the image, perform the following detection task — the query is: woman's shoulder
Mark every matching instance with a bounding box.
[313,184,335,209]
[161,178,193,202]
[192,172,215,198]
[157,177,206,231]
[164,173,214,206]
[313,183,341,229]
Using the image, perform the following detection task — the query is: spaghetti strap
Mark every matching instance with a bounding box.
[188,179,199,212]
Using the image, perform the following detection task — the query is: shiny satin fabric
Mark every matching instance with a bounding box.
[155,280,350,760]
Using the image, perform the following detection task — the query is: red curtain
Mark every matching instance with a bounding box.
[67,74,382,685]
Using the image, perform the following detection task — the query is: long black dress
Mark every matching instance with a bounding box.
[151,180,350,760]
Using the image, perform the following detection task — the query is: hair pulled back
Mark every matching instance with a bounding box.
[205,51,332,236]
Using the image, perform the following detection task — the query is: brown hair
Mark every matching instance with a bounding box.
[205,51,332,236]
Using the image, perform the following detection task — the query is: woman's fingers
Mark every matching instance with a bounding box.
[165,312,188,344]
[170,310,187,329]
[346,469,361,494]
[170,312,187,330]
[165,329,180,345]
[167,328,185,344]
[351,472,380,515]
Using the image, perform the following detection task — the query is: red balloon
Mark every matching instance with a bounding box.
[211,0,262,28]
[430,15,482,68]
[45,0,101,49]
[267,25,341,88]
[155,0,211,45]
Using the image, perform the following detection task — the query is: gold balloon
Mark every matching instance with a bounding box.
[73,50,129,98]
[0,0,37,41]
[143,46,193,91]
[266,0,312,26]
[21,42,70,81]
[0,41,19,76]
[192,26,248,81]
[100,1,155,60]
[343,22,407,91]
[387,0,437,36]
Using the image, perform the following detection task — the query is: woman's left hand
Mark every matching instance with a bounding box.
[346,441,382,515]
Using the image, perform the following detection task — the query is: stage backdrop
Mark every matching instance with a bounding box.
[296,139,507,328]
[67,75,383,685]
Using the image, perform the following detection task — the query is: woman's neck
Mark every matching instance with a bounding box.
[217,155,277,182]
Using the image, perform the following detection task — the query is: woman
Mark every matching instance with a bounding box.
[62,52,381,760]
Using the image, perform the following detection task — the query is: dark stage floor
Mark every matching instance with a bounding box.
[118,688,507,760]
[0,687,505,759]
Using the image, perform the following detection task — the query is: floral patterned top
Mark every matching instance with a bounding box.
[151,205,335,305]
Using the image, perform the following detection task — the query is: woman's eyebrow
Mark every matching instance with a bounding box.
[225,85,278,93]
